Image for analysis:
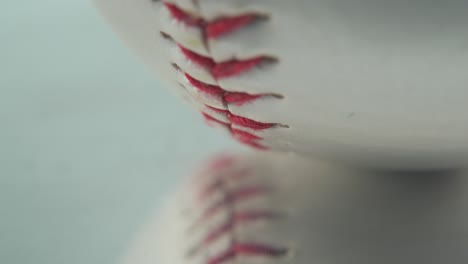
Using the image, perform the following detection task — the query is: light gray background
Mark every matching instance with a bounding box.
[0,1,239,263]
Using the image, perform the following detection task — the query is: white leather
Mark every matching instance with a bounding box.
[93,0,468,169]
[123,152,468,264]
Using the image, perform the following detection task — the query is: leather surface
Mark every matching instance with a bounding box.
[93,0,468,169]
[125,152,468,264]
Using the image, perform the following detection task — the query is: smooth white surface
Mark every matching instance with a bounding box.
[94,0,468,169]
[0,1,238,264]
[127,152,468,264]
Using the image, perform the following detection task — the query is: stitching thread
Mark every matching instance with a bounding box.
[159,1,288,150]
[186,157,288,264]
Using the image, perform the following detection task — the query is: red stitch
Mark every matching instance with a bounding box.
[234,211,280,222]
[201,186,269,221]
[205,14,260,39]
[165,3,288,260]
[205,105,229,115]
[224,92,262,106]
[163,2,202,26]
[203,113,230,128]
[208,155,236,171]
[231,129,267,150]
[188,156,286,263]
[183,69,261,106]
[229,186,268,201]
[228,114,275,130]
[227,168,251,180]
[164,2,284,149]
[205,106,275,130]
[231,128,261,141]
[179,44,272,81]
[192,155,236,194]
[164,3,261,40]
[199,179,223,201]
[198,168,252,201]
[202,211,279,246]
[179,45,215,69]
[165,4,272,79]
[212,57,265,79]
[208,243,287,264]
[185,73,224,96]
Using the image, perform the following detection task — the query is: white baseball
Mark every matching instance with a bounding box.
[93,0,468,169]
[123,152,468,264]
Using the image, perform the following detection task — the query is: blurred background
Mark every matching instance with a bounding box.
[0,1,238,263]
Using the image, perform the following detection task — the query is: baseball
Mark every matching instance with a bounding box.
[93,0,468,169]
[123,153,468,264]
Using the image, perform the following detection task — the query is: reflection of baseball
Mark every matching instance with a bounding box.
[94,0,468,169]
[124,152,468,264]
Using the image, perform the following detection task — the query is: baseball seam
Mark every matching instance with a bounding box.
[156,0,289,150]
[186,156,288,264]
